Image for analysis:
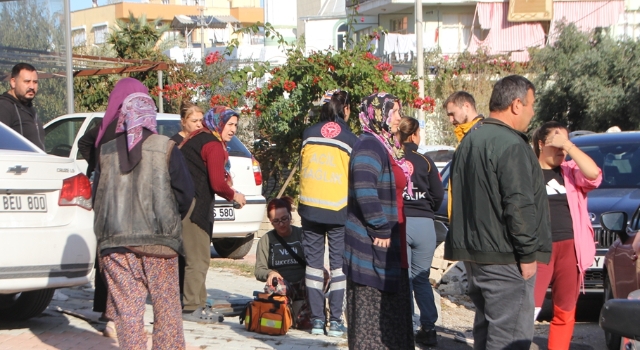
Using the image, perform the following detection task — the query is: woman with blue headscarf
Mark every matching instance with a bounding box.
[177,105,246,323]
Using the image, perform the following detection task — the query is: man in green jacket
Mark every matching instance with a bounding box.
[445,75,551,350]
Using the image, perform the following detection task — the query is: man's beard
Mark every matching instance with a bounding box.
[17,91,36,105]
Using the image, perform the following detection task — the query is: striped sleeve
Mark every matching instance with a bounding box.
[351,147,391,239]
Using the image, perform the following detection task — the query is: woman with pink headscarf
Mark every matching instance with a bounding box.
[92,83,194,349]
[343,92,414,349]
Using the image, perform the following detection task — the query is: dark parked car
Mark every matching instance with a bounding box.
[600,290,640,350]
[600,208,640,350]
[434,131,640,292]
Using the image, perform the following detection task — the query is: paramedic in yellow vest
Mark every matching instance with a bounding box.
[444,91,484,217]
[299,90,358,337]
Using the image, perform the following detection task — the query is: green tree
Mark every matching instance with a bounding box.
[0,0,68,122]
[531,23,640,131]
[74,12,190,113]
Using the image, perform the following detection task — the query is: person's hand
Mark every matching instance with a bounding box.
[519,261,537,280]
[233,192,246,208]
[546,129,572,151]
[632,232,640,257]
[267,271,282,282]
[373,238,391,248]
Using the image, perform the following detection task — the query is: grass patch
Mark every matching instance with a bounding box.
[209,259,255,278]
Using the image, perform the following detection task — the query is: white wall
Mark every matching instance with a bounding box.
[304,19,342,54]
[264,0,297,26]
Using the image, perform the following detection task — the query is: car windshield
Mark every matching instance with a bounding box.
[425,149,454,164]
[0,124,40,152]
[572,142,640,189]
[156,119,251,158]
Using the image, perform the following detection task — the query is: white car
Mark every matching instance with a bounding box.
[417,145,455,173]
[44,113,266,259]
[0,123,95,321]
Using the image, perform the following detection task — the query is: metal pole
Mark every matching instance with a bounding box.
[158,70,163,113]
[64,0,74,114]
[415,0,425,145]
[200,7,205,60]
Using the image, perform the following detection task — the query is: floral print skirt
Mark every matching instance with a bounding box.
[346,269,414,350]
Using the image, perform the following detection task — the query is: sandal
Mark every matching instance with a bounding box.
[182,306,224,324]
[103,321,117,338]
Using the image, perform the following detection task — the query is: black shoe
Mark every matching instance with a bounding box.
[415,327,438,347]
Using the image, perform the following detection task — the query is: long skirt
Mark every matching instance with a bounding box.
[346,269,414,350]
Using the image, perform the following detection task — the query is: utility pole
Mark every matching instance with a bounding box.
[415,0,425,145]
[199,1,205,60]
[64,0,74,113]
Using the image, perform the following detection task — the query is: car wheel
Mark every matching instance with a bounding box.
[0,288,55,321]
[212,233,255,259]
[604,275,622,350]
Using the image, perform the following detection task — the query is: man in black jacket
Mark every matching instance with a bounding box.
[446,75,551,350]
[0,63,44,150]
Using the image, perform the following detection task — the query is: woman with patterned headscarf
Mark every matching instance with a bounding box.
[93,89,194,349]
[177,105,246,323]
[343,92,414,349]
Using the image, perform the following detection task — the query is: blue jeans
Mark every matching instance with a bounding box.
[406,216,438,329]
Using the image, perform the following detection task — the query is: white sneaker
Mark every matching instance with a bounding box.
[52,290,69,301]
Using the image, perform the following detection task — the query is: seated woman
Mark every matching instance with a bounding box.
[255,196,310,328]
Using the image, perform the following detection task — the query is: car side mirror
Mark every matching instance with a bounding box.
[600,211,629,242]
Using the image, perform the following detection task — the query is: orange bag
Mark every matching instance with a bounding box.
[240,293,293,335]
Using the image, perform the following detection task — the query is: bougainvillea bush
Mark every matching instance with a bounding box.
[209,23,436,198]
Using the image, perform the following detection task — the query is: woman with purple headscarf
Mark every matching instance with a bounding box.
[177,105,246,323]
[92,85,194,349]
[77,77,154,337]
[343,92,414,349]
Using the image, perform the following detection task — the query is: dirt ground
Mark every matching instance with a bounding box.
[434,293,606,350]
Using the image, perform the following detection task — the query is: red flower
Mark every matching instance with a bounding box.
[382,73,390,83]
[364,52,379,61]
[270,67,281,74]
[283,80,296,92]
[312,76,321,84]
[328,65,335,72]
[375,62,393,71]
[205,51,223,65]
[411,81,419,89]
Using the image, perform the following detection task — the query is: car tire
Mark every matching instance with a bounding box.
[212,233,255,259]
[604,274,622,350]
[0,288,55,321]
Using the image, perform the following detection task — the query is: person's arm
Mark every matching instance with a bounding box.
[547,130,600,180]
[201,142,236,201]
[78,124,99,177]
[632,232,640,256]
[254,234,274,282]
[168,146,195,219]
[351,143,391,240]
[426,156,445,211]
[496,143,540,265]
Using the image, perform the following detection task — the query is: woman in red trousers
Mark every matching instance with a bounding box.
[532,121,601,350]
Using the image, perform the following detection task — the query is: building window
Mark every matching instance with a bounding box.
[182,0,196,5]
[337,23,348,50]
[72,28,86,47]
[439,13,482,54]
[390,16,408,34]
[94,24,108,45]
[162,0,169,3]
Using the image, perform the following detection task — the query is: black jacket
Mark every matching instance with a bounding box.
[445,118,551,265]
[402,142,444,218]
[0,92,44,150]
